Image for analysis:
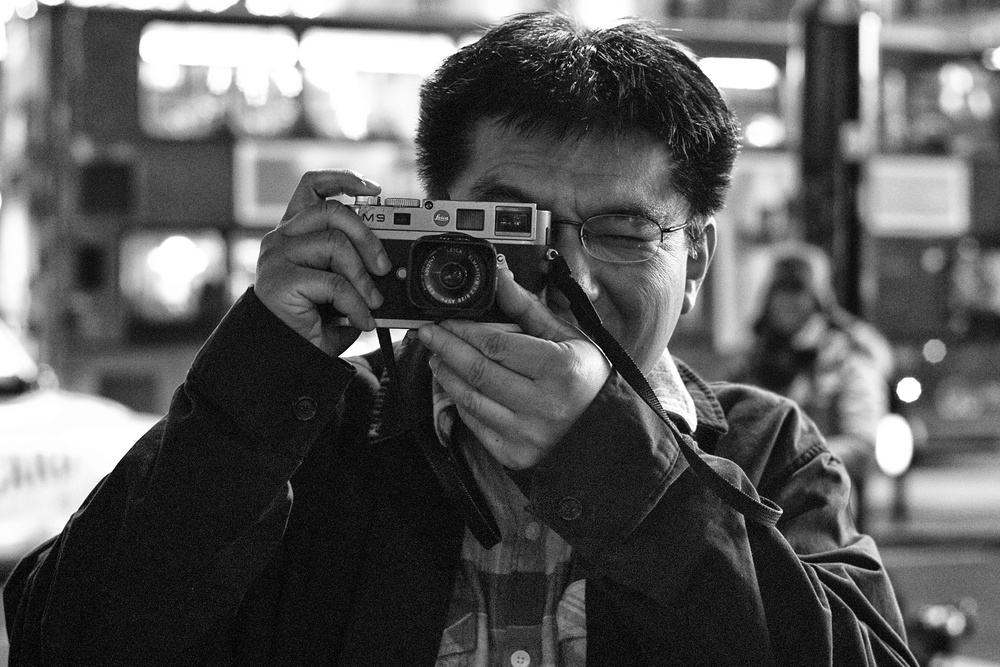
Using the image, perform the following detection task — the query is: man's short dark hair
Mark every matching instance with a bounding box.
[415,10,741,237]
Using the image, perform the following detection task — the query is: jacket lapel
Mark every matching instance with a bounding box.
[335,339,467,665]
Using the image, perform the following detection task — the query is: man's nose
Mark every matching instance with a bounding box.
[551,228,600,301]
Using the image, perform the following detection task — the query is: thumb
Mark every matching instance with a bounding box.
[495,267,581,343]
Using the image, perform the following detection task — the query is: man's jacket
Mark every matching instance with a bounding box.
[4,290,917,666]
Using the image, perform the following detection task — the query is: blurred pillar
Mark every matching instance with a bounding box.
[787,0,881,316]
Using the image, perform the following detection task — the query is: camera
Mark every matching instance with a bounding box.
[333,196,552,328]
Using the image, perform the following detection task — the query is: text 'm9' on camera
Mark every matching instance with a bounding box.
[332,197,552,328]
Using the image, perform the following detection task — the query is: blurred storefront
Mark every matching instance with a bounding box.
[0,0,995,421]
[0,0,998,489]
[0,0,997,477]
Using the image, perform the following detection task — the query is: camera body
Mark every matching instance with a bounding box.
[337,196,552,328]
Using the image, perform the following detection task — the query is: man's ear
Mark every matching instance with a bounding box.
[682,217,716,315]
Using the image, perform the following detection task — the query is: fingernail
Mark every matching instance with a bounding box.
[377,254,392,274]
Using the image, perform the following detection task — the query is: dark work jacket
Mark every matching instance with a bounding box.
[3,290,918,666]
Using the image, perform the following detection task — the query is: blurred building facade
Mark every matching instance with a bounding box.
[2,0,1000,461]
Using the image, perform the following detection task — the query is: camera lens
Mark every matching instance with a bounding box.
[438,262,469,290]
[418,245,488,307]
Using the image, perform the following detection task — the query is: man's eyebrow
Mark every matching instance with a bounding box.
[470,176,676,224]
[469,179,534,203]
[611,202,663,219]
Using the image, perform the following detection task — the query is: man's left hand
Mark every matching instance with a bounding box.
[417,268,612,470]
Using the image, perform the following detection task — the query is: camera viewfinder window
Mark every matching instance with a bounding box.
[393,212,412,225]
[495,206,532,236]
[456,209,486,231]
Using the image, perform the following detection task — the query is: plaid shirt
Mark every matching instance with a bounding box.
[432,351,696,667]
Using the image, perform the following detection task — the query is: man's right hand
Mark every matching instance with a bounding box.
[253,170,391,357]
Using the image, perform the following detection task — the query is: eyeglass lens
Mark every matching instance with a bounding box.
[580,215,669,264]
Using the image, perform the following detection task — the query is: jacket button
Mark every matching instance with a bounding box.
[293,396,318,421]
[510,649,531,666]
[557,496,583,521]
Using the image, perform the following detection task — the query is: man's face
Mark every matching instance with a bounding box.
[447,119,715,373]
[765,287,817,338]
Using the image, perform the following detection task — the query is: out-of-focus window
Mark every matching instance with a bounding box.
[882,59,1000,155]
[299,29,456,141]
[228,233,262,302]
[119,230,228,340]
[138,22,301,139]
[698,57,786,150]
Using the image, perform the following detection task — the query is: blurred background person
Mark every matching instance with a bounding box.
[730,241,894,531]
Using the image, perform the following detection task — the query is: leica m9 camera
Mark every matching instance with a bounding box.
[336,196,552,328]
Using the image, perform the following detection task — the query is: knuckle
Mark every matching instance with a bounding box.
[255,240,275,265]
[466,356,493,389]
[254,241,285,278]
[430,332,458,362]
[460,390,486,419]
[478,331,509,361]
[324,271,351,294]
[258,228,280,252]
[299,170,321,184]
[318,198,346,218]
[359,230,383,255]
[324,228,352,253]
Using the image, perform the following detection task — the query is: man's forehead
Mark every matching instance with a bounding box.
[457,120,685,218]
[465,118,663,164]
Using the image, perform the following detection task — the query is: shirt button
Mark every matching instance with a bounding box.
[523,522,541,541]
[558,496,583,521]
[293,396,318,421]
[510,649,531,667]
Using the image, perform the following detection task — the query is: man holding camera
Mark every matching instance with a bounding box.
[4,10,916,666]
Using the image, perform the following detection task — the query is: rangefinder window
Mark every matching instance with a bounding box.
[456,208,486,231]
[393,212,412,225]
[494,206,533,236]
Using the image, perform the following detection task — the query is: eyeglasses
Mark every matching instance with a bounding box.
[553,214,690,264]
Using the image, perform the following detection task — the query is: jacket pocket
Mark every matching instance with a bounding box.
[437,612,481,666]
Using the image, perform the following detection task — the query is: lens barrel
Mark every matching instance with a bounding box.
[408,234,497,315]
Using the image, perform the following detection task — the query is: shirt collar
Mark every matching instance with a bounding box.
[647,349,698,433]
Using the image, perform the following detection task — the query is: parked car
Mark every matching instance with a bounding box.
[0,318,160,566]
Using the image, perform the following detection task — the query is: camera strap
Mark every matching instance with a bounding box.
[546,252,783,528]
[376,327,401,388]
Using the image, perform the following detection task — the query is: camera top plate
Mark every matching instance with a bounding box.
[351,197,551,245]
